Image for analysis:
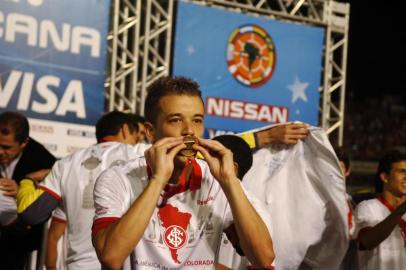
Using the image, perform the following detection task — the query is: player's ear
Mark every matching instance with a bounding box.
[19,137,29,149]
[379,172,389,184]
[144,122,155,142]
[121,124,130,138]
[344,167,351,177]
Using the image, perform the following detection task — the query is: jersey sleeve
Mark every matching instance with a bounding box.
[238,132,257,149]
[223,182,272,234]
[38,159,64,201]
[354,200,380,237]
[219,184,273,270]
[92,167,131,235]
[52,206,67,223]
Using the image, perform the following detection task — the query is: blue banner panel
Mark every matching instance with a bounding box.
[173,1,325,135]
[0,0,110,125]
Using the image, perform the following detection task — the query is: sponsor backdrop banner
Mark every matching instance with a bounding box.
[0,0,110,157]
[173,1,325,137]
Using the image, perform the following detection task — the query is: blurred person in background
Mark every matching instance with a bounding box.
[354,150,406,270]
[16,111,145,270]
[0,111,56,270]
[131,114,149,143]
[334,146,358,270]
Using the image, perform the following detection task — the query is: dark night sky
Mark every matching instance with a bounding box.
[344,1,406,99]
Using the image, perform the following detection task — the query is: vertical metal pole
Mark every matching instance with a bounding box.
[108,0,120,111]
[338,5,350,146]
[140,0,152,115]
[164,0,174,76]
[130,0,142,113]
[321,3,332,133]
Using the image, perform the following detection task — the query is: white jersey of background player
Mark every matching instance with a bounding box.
[16,111,149,270]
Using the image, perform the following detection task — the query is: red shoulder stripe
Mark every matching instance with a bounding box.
[92,217,120,237]
[39,186,62,201]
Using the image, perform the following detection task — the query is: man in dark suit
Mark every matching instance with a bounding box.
[0,111,56,270]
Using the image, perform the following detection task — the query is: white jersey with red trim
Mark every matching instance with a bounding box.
[52,205,67,222]
[93,157,270,269]
[39,142,146,270]
[218,232,246,270]
[355,198,406,270]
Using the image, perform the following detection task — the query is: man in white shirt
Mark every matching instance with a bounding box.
[16,111,147,270]
[92,76,274,270]
[0,192,17,226]
[355,150,406,270]
[0,111,56,270]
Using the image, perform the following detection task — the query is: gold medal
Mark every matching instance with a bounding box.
[180,136,197,157]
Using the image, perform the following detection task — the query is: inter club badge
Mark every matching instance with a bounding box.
[226,24,276,88]
[164,225,188,250]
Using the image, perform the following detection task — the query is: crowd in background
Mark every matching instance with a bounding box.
[344,93,405,161]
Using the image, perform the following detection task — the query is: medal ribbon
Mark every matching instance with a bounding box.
[147,159,202,200]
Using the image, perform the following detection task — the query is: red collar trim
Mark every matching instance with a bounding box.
[99,137,115,143]
[378,196,396,212]
[147,159,202,199]
[378,196,406,246]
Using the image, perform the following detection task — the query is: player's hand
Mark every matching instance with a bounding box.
[144,137,185,186]
[258,122,310,146]
[194,138,237,186]
[0,178,19,197]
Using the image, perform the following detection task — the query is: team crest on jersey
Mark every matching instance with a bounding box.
[164,225,188,250]
[226,24,276,88]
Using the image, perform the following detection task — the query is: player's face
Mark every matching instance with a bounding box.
[0,132,27,167]
[383,160,406,197]
[148,94,204,163]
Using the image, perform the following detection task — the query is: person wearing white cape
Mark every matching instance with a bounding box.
[218,124,350,270]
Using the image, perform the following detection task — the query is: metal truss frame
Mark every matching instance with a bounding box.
[105,0,349,145]
[106,0,174,114]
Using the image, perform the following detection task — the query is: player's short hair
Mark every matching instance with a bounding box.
[375,149,406,192]
[95,111,138,143]
[144,76,203,124]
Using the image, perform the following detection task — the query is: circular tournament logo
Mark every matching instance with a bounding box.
[226,24,276,88]
[164,225,188,249]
